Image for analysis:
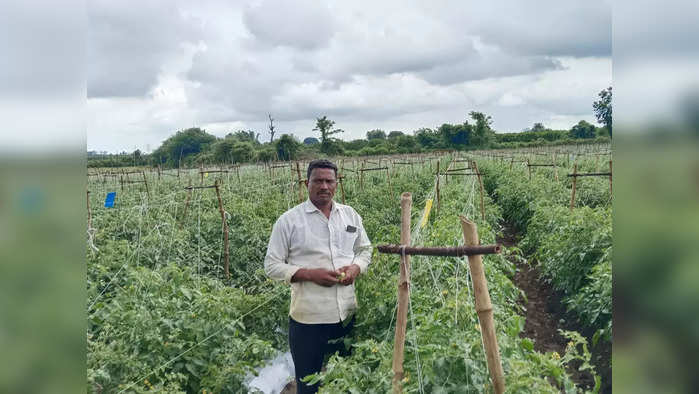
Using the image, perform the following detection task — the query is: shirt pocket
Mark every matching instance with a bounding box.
[337,230,358,256]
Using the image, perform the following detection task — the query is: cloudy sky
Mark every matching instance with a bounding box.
[87,0,611,153]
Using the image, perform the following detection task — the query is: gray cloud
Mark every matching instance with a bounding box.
[423,0,612,57]
[242,0,335,50]
[87,0,203,98]
[0,0,84,99]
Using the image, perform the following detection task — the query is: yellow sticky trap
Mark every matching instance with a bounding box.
[420,199,433,228]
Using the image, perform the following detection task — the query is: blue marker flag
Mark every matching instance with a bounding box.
[104,192,116,208]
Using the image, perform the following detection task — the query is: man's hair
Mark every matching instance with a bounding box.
[307,159,338,180]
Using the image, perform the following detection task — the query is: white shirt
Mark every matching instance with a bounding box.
[264,199,372,324]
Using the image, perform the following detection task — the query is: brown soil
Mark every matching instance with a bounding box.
[497,224,610,393]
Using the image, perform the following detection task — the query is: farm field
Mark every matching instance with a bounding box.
[87,144,611,393]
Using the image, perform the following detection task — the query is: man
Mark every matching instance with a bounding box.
[264,159,372,393]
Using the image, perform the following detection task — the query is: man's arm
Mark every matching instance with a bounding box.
[264,216,300,284]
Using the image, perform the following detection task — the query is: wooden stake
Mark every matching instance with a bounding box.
[570,164,578,210]
[86,190,92,230]
[609,160,613,195]
[296,162,304,203]
[214,180,230,281]
[359,161,365,191]
[339,175,346,204]
[142,171,150,197]
[436,160,441,212]
[527,159,532,180]
[385,167,391,189]
[157,164,161,180]
[460,216,505,394]
[473,162,485,221]
[392,192,412,394]
[182,178,192,226]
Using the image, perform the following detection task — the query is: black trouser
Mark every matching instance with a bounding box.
[288,316,354,394]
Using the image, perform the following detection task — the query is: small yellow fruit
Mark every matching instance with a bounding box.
[339,272,346,280]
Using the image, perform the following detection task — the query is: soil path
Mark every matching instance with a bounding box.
[497,224,606,392]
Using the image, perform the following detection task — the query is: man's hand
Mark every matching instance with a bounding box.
[292,268,339,287]
[337,264,361,286]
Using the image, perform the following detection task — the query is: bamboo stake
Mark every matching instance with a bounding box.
[527,159,532,180]
[214,180,230,281]
[460,216,505,394]
[392,192,412,394]
[385,167,391,189]
[570,164,578,210]
[119,175,124,192]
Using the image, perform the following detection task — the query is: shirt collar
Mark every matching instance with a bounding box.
[303,199,338,213]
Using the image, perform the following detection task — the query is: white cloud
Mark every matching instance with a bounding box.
[87,0,612,152]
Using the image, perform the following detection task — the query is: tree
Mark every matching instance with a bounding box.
[313,116,344,154]
[569,120,597,139]
[414,128,440,148]
[212,139,236,162]
[226,130,259,144]
[268,113,276,143]
[388,130,405,139]
[593,86,612,138]
[152,127,217,166]
[366,129,386,140]
[133,149,142,165]
[275,134,300,161]
[438,123,470,147]
[531,122,546,132]
[469,111,495,147]
[303,137,320,145]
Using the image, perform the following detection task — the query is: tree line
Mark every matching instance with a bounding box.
[88,88,611,168]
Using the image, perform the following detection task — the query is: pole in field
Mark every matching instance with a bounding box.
[392,192,412,393]
[339,175,346,204]
[570,164,578,210]
[214,180,230,280]
[86,190,92,229]
[460,216,505,394]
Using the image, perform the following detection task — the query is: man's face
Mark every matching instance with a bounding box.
[308,167,337,206]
